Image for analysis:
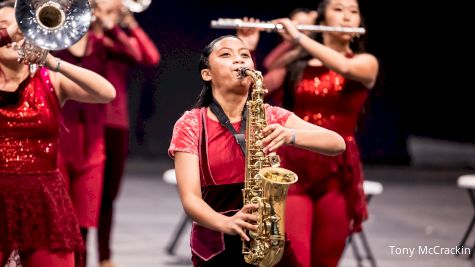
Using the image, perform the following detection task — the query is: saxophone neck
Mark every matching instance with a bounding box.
[238,67,266,98]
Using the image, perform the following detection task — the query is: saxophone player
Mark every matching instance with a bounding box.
[168,35,345,267]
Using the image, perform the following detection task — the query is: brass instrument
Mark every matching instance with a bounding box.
[211,18,366,35]
[240,67,298,267]
[14,0,91,69]
[123,0,151,13]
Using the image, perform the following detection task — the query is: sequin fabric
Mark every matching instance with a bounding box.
[0,68,83,254]
[279,65,369,232]
[0,70,59,174]
[293,66,368,136]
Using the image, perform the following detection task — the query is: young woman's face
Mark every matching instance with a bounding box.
[291,11,316,26]
[93,0,121,22]
[0,7,20,61]
[203,37,255,91]
[324,0,361,40]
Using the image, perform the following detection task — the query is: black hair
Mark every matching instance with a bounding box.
[193,35,241,108]
[288,8,314,19]
[0,0,15,9]
[315,0,366,53]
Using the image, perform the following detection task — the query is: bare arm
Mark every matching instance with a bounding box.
[236,17,260,52]
[44,54,116,105]
[262,114,346,155]
[174,152,257,241]
[276,18,379,89]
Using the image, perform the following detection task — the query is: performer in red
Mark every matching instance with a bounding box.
[263,8,318,71]
[168,35,346,267]
[100,1,160,266]
[54,1,141,265]
[262,0,379,266]
[261,8,317,106]
[0,1,115,265]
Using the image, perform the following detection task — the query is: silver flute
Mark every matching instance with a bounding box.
[211,18,366,35]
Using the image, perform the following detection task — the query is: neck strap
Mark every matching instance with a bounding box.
[209,98,247,155]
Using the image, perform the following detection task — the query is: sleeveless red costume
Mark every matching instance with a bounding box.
[0,68,82,254]
[277,64,369,267]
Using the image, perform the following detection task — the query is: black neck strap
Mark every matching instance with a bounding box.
[209,98,247,155]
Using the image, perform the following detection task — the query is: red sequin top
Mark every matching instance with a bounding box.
[0,68,83,255]
[279,64,369,232]
[293,66,368,135]
[0,68,60,174]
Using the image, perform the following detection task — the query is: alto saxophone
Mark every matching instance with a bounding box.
[240,67,298,267]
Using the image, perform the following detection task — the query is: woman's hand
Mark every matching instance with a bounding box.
[119,7,138,28]
[219,204,258,241]
[262,124,294,153]
[236,17,260,51]
[16,41,48,65]
[273,18,302,44]
[6,21,23,42]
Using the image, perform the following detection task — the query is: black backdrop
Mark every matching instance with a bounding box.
[126,0,473,164]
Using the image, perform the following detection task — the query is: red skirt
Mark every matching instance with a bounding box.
[0,171,83,254]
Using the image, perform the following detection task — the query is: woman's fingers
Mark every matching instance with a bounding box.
[234,226,250,241]
[266,137,286,153]
[242,203,258,212]
[238,220,258,232]
[262,124,284,144]
[241,212,258,222]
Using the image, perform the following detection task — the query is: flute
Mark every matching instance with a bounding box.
[211,18,366,35]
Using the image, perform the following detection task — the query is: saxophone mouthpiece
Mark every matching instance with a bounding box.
[238,67,250,78]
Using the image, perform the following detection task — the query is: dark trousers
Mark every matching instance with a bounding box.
[98,127,128,261]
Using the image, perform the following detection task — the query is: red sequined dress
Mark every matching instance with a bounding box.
[279,64,369,231]
[0,68,83,254]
